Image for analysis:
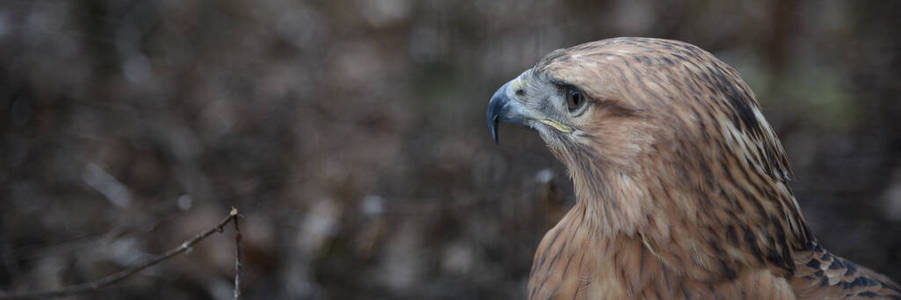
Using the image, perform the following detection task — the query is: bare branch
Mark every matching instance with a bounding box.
[0,209,241,299]
[231,207,242,300]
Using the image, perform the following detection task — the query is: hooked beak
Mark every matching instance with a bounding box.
[487,78,572,143]
[487,80,527,143]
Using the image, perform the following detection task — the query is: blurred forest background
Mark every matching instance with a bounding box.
[1,0,900,299]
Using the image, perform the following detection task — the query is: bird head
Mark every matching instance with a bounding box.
[487,43,657,175]
[488,38,796,233]
[489,37,792,180]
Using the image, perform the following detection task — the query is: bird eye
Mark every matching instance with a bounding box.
[565,88,585,112]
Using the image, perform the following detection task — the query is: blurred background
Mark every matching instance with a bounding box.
[1,0,900,299]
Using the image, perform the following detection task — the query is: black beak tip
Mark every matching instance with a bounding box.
[489,116,499,144]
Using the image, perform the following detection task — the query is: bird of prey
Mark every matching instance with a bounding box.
[487,37,900,299]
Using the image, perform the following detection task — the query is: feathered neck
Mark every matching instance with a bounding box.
[556,135,814,281]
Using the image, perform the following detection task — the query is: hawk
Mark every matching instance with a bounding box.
[487,37,900,299]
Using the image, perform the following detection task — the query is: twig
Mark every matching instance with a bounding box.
[231,207,242,300]
[0,208,242,299]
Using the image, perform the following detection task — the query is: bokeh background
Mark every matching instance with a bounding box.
[1,0,900,299]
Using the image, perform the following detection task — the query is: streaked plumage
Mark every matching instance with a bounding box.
[487,37,900,299]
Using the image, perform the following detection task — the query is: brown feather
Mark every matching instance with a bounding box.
[502,37,900,299]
